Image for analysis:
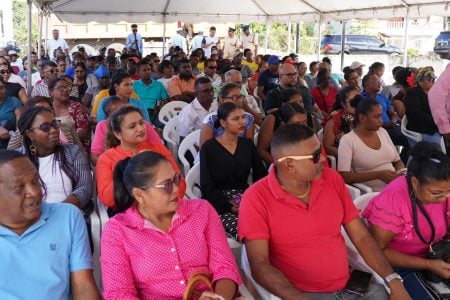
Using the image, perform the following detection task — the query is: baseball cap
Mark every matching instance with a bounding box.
[128,57,139,64]
[350,61,365,69]
[95,65,110,78]
[211,50,218,55]
[8,50,18,56]
[268,55,280,64]
[233,50,243,58]
[284,57,295,65]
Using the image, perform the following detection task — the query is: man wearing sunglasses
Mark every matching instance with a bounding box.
[239,123,411,300]
[198,58,222,87]
[31,61,58,97]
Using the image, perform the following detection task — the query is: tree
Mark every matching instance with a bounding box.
[12,0,39,54]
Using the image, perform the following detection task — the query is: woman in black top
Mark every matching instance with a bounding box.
[404,67,441,148]
[200,102,267,239]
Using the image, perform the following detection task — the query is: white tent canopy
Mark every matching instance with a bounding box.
[34,0,448,23]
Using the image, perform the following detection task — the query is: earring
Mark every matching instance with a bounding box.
[29,144,37,156]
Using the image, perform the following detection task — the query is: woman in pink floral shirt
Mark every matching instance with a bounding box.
[100,151,241,299]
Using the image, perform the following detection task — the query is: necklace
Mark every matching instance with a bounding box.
[282,181,311,199]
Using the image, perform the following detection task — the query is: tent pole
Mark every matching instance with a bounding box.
[37,11,43,59]
[317,14,323,61]
[45,13,49,58]
[402,8,410,67]
[27,0,33,95]
[264,20,270,54]
[162,14,167,57]
[340,20,346,71]
[295,22,300,54]
[287,19,292,54]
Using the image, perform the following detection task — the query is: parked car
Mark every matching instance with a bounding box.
[434,31,450,59]
[321,35,403,55]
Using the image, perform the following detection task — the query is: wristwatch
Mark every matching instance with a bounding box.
[384,272,403,286]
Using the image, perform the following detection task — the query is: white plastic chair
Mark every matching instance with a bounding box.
[346,184,361,200]
[158,100,188,125]
[317,129,337,169]
[352,182,373,194]
[178,129,201,175]
[185,163,202,199]
[341,192,389,292]
[241,245,281,300]
[162,116,180,159]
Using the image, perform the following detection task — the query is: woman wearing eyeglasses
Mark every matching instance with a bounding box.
[71,62,98,106]
[199,83,255,147]
[0,63,27,104]
[200,102,267,239]
[49,77,91,152]
[96,106,184,211]
[338,98,405,192]
[0,77,21,149]
[404,67,441,149]
[100,151,241,299]
[17,106,92,209]
[362,142,450,299]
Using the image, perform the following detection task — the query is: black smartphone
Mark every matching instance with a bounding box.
[344,269,372,296]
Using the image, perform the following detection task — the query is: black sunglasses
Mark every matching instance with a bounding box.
[30,119,61,132]
[0,69,10,75]
[141,173,183,194]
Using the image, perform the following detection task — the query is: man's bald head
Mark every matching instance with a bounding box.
[279,63,298,87]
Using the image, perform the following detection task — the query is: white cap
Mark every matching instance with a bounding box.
[350,61,365,69]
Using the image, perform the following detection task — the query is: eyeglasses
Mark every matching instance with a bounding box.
[277,146,322,164]
[280,72,298,77]
[428,77,436,83]
[44,69,56,73]
[0,69,10,75]
[224,94,245,101]
[141,173,183,194]
[30,119,61,132]
[53,84,72,91]
[197,88,214,94]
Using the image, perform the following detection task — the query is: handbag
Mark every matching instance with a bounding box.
[183,271,214,300]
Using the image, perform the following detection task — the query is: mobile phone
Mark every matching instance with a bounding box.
[344,270,372,296]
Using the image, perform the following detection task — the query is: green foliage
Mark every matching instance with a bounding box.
[407,48,420,56]
[12,0,39,53]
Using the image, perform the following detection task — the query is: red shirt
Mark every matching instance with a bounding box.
[238,167,359,292]
[97,141,186,208]
[311,86,338,114]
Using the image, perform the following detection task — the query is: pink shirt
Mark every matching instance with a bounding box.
[362,176,449,258]
[100,199,241,299]
[91,120,162,154]
[429,63,450,134]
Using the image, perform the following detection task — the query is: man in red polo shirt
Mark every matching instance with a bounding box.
[238,124,410,300]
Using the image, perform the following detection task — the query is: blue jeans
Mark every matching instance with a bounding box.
[407,133,443,150]
[301,283,388,300]
[395,268,435,300]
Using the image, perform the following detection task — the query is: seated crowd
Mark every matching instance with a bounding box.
[2,38,450,300]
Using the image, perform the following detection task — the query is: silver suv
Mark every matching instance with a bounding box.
[321,35,403,55]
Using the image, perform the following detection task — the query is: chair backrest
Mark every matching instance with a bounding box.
[158,101,188,125]
[185,163,202,199]
[354,192,379,211]
[162,116,179,158]
[317,128,324,141]
[400,116,422,142]
[178,129,201,175]
[346,184,361,200]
